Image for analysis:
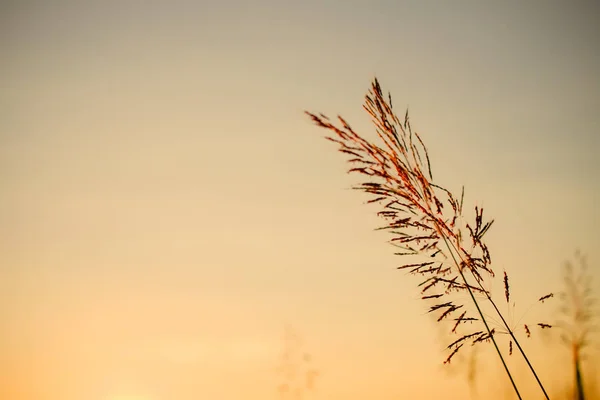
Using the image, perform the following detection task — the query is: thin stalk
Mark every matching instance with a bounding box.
[434,223,522,400]
[574,345,584,400]
[413,175,522,399]
[485,293,550,400]
[433,213,550,399]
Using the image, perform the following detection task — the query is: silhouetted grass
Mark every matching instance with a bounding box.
[305,78,554,399]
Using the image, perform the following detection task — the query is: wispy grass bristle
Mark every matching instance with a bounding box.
[538,293,554,303]
[504,271,510,304]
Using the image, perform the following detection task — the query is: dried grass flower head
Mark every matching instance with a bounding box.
[306,78,552,363]
[305,80,555,400]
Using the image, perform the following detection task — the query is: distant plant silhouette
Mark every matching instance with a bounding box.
[305,78,553,400]
[275,325,319,400]
[557,250,598,400]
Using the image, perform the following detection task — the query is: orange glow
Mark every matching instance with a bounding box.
[1,1,599,399]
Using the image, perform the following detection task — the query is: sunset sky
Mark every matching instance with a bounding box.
[1,1,599,399]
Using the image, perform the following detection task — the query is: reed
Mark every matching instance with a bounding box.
[557,250,598,400]
[305,78,554,399]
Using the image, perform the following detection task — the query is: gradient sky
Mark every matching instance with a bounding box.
[1,1,599,399]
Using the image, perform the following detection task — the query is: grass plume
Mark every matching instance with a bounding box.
[557,250,598,400]
[305,78,553,399]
